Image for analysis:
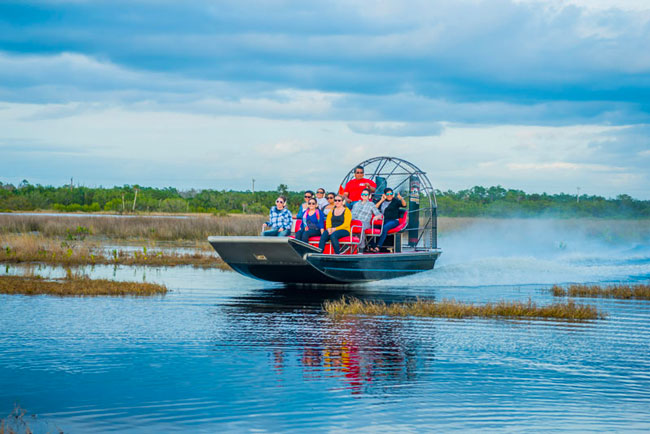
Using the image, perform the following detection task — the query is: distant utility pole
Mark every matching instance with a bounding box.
[70,177,73,191]
[252,178,255,195]
[132,188,138,212]
[576,187,580,203]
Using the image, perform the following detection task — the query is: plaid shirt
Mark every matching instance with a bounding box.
[266,206,293,230]
[351,200,381,224]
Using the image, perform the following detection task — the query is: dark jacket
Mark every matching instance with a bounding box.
[382,199,403,221]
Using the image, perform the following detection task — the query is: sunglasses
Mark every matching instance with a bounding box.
[361,193,369,196]
[276,200,284,204]
[304,195,312,198]
[327,196,334,199]
[386,192,394,196]
[334,199,343,202]
[355,171,364,174]
[317,191,325,194]
[308,202,317,205]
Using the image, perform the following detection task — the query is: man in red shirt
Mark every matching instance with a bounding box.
[343,166,376,209]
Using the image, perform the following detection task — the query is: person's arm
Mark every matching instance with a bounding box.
[325,210,332,230]
[376,194,386,208]
[296,206,305,220]
[264,209,273,227]
[367,179,376,193]
[281,209,292,230]
[317,211,325,232]
[397,192,406,207]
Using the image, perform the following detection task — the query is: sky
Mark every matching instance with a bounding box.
[1,0,649,198]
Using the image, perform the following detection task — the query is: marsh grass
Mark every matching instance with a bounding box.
[552,283,650,300]
[0,214,265,241]
[0,274,167,296]
[0,405,31,434]
[0,234,228,269]
[324,297,604,320]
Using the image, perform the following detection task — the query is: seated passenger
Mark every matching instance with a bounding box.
[262,195,292,237]
[351,188,381,251]
[295,198,325,242]
[315,188,328,210]
[323,192,335,215]
[369,188,407,252]
[342,166,376,210]
[319,194,351,254]
[298,190,315,216]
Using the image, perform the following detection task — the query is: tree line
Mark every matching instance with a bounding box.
[1,181,648,218]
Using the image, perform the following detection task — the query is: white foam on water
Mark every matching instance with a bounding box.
[405,219,650,287]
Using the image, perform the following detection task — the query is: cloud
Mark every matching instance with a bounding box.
[347,121,444,137]
[1,1,649,198]
[506,162,623,171]
[1,1,650,108]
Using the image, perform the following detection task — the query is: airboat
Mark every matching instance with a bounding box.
[208,156,442,284]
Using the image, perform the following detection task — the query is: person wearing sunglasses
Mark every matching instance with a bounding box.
[323,192,336,216]
[262,195,292,237]
[315,188,328,210]
[369,188,406,252]
[295,198,325,243]
[342,165,376,210]
[319,194,351,254]
[351,188,382,251]
[298,190,315,216]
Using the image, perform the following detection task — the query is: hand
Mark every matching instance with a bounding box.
[263,223,268,229]
[381,194,386,201]
[397,193,402,200]
[328,228,334,234]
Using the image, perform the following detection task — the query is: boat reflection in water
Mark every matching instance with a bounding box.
[221,286,435,395]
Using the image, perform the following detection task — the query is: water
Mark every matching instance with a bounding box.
[1,221,649,432]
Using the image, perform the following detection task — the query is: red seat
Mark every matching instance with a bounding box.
[291,219,323,244]
[388,210,409,234]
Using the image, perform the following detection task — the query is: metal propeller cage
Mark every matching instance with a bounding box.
[339,156,438,251]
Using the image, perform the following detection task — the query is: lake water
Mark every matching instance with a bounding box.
[1,220,649,432]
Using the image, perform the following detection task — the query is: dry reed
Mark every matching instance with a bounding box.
[0,214,265,241]
[551,283,650,300]
[0,274,167,296]
[0,234,228,269]
[324,296,604,320]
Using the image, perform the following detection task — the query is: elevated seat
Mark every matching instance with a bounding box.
[388,209,409,234]
[364,210,408,235]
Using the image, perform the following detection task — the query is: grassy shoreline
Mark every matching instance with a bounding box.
[324,297,604,320]
[0,274,167,296]
[0,234,228,269]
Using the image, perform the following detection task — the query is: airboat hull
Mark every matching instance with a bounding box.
[208,236,441,284]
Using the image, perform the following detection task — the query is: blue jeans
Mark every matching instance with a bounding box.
[319,229,350,254]
[296,227,321,243]
[262,228,290,237]
[371,219,400,248]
